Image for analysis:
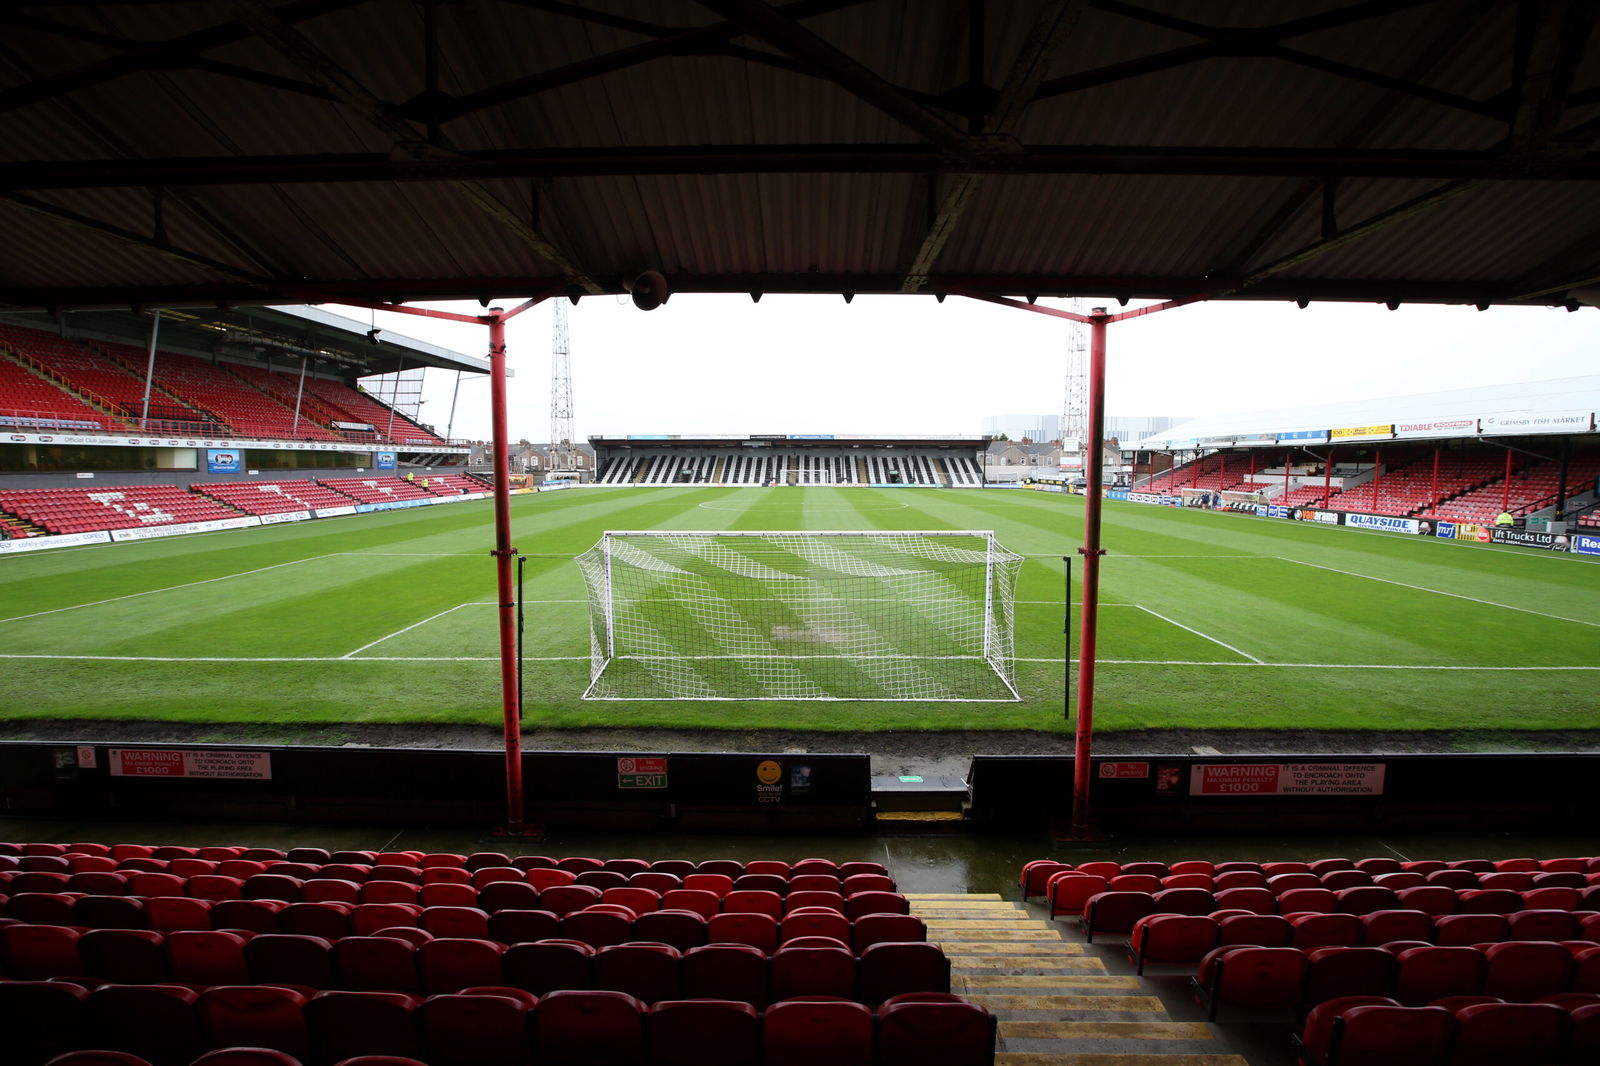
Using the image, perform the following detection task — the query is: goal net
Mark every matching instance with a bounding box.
[575,530,1024,702]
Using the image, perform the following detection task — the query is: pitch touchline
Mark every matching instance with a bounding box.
[1278,556,1600,629]
[1130,605,1263,664]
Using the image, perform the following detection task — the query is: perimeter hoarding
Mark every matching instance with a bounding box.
[1480,411,1593,435]
[1393,417,1478,439]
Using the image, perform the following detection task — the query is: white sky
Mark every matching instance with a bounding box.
[332,295,1599,443]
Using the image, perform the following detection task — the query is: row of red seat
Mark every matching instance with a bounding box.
[1294,993,1599,1066]
[1018,855,1600,898]
[2,843,890,879]
[1127,909,1600,972]
[1,892,922,954]
[1192,939,1600,1023]
[5,981,993,1066]
[0,925,948,1007]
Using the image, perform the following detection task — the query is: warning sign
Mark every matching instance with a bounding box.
[1191,763,1384,796]
[108,749,272,780]
[617,756,668,790]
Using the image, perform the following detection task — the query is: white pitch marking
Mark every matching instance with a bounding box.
[1132,605,1264,664]
[0,554,336,625]
[1279,556,1600,629]
[342,602,495,658]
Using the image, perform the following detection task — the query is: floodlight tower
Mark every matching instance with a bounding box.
[1061,298,1089,453]
[549,301,574,469]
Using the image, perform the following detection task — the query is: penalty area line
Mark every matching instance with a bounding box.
[1132,605,1263,664]
[342,602,495,658]
[1279,556,1600,629]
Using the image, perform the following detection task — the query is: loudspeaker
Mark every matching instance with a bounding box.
[630,271,669,311]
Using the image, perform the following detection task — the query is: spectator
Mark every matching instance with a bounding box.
[1495,510,1514,527]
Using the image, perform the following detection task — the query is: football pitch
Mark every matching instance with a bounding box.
[2,486,1598,736]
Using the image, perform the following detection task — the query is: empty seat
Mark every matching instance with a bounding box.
[1302,946,1399,1010]
[1127,914,1218,974]
[1306,1000,1456,1066]
[858,941,950,1004]
[681,943,769,1008]
[245,933,335,990]
[533,990,644,1066]
[502,939,593,996]
[1482,940,1575,1001]
[86,984,204,1066]
[305,990,423,1066]
[646,998,758,1066]
[195,985,311,1059]
[416,991,533,1066]
[1395,945,1488,1006]
[876,993,996,1066]
[0,978,91,1066]
[762,997,873,1066]
[592,942,681,1004]
[771,942,857,1000]
[417,937,505,994]
[1192,945,1309,1021]
[1448,1001,1571,1066]
[79,929,170,984]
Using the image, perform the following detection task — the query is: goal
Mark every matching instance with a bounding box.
[575,530,1024,702]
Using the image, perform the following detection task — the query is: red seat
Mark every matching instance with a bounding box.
[1081,891,1157,942]
[1395,945,1487,1006]
[1362,910,1435,946]
[85,984,203,1066]
[245,933,335,990]
[1191,945,1308,1021]
[704,912,777,954]
[486,908,559,945]
[195,984,310,1059]
[1127,914,1218,974]
[333,936,420,993]
[858,941,950,1004]
[416,991,533,1066]
[0,978,90,1066]
[876,994,996,1066]
[1045,872,1106,918]
[502,939,593,996]
[305,990,424,1065]
[417,937,505,995]
[1291,913,1366,950]
[1432,913,1508,946]
[1448,1001,1571,1066]
[1,924,84,978]
[1302,946,1399,1011]
[1482,940,1575,1001]
[534,990,644,1066]
[853,913,926,954]
[646,998,759,1066]
[79,928,169,984]
[762,997,873,1066]
[593,941,681,1004]
[771,942,857,1000]
[681,943,769,1008]
[1217,912,1292,947]
[633,909,707,951]
[1313,1001,1455,1066]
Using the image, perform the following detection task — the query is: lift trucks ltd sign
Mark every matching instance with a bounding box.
[1192,763,1385,796]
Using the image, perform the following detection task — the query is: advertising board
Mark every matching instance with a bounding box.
[1480,411,1592,435]
[1394,417,1478,439]
[0,529,112,554]
[1573,534,1600,557]
[1345,513,1420,534]
[1329,424,1393,441]
[109,516,260,542]
[206,449,242,474]
[1491,528,1566,550]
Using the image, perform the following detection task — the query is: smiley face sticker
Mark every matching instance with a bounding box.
[756,759,783,785]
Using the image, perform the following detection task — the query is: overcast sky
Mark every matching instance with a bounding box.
[332,295,1599,444]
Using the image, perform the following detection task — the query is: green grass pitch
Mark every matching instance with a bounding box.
[2,486,1597,736]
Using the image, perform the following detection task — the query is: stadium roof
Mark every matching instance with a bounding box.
[2,2,1598,312]
[1131,374,1600,448]
[0,304,487,377]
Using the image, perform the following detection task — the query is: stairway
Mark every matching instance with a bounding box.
[909,895,1246,1065]
[631,458,654,484]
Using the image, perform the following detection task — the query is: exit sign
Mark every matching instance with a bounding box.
[617,756,668,790]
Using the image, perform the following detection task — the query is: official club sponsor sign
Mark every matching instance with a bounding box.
[109,749,272,780]
[1297,510,1340,525]
[314,506,358,518]
[616,756,668,790]
[109,516,260,542]
[0,430,467,453]
[1436,521,1458,539]
[1346,513,1420,534]
[1573,534,1600,557]
[1393,417,1478,439]
[1192,762,1386,796]
[1491,528,1566,550]
[1277,429,1330,443]
[375,451,397,469]
[1481,410,1593,435]
[0,529,112,553]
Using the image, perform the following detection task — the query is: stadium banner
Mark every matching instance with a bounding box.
[206,449,243,474]
[1573,534,1600,557]
[0,529,112,554]
[374,451,396,469]
[788,434,835,439]
[1491,528,1566,550]
[332,421,375,432]
[539,481,578,491]
[108,748,272,780]
[109,516,261,542]
[1435,521,1458,539]
[1329,424,1393,442]
[1128,491,1165,504]
[314,505,357,518]
[1,430,467,454]
[1277,429,1330,444]
[1191,762,1386,796]
[1295,509,1340,525]
[1108,489,1130,500]
[257,510,312,525]
[1480,410,1593,435]
[1394,416,1478,439]
[1345,512,1420,534]
[627,434,673,440]
[1196,435,1236,448]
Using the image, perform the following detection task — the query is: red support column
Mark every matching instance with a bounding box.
[1430,448,1440,515]
[1502,447,1513,512]
[487,312,527,835]
[1283,451,1291,497]
[1372,449,1382,511]
[1069,309,1111,840]
[1250,452,1256,479]
[1322,446,1334,506]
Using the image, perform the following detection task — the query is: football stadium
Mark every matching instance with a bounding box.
[3,4,1600,1066]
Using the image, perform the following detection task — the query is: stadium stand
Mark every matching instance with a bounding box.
[1435,453,1600,523]
[596,449,981,486]
[90,343,343,443]
[0,352,128,432]
[192,481,360,517]
[297,379,445,447]
[0,325,203,428]
[0,842,988,1066]
[0,487,241,535]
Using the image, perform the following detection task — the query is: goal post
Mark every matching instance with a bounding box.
[575,530,1024,702]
